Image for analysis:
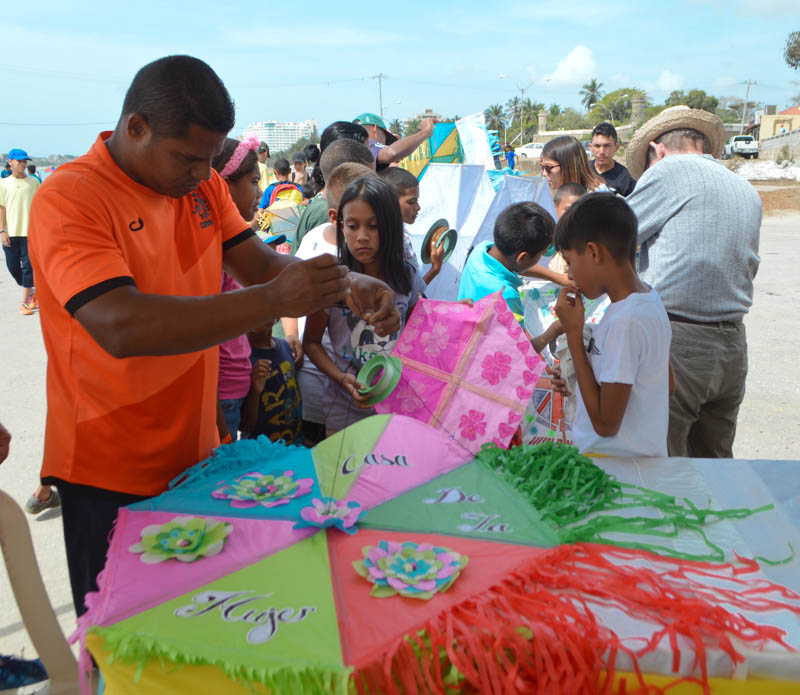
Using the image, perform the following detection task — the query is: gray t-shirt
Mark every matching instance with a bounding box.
[626,154,761,322]
[326,265,426,374]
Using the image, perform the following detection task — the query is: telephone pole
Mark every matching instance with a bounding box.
[739,80,757,134]
[372,74,387,120]
[518,82,533,142]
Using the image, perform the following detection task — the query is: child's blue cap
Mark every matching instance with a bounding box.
[263,233,287,246]
[8,148,30,161]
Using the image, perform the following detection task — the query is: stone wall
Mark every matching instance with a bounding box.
[759,129,800,160]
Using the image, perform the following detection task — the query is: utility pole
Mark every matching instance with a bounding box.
[518,82,533,142]
[739,80,757,134]
[372,74,387,120]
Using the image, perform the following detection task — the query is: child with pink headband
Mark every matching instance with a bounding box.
[210,137,301,444]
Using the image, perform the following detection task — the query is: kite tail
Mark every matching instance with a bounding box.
[354,543,800,695]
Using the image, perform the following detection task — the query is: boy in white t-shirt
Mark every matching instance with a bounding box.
[553,193,672,457]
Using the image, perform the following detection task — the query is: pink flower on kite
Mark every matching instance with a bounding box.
[432,302,469,316]
[481,351,512,385]
[420,323,449,358]
[396,381,426,414]
[459,410,487,441]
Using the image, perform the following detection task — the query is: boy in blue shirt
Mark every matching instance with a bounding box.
[553,193,672,456]
[458,201,562,352]
[504,144,516,169]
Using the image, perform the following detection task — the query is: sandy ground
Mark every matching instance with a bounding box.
[0,210,798,664]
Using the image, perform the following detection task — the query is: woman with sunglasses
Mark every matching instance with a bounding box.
[540,136,606,193]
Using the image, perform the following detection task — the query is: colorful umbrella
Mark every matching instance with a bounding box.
[76,414,800,694]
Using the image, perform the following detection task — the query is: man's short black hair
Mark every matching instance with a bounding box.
[378,167,418,195]
[273,157,291,176]
[591,122,618,143]
[554,193,637,263]
[121,55,235,139]
[554,182,586,205]
[319,139,374,182]
[494,202,555,258]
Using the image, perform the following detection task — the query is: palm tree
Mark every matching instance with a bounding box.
[505,96,521,126]
[388,118,403,137]
[580,79,604,111]
[484,104,505,132]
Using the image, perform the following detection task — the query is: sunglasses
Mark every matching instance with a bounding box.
[541,163,560,174]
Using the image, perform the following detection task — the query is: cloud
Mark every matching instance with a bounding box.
[689,0,799,15]
[654,69,684,92]
[541,46,597,87]
[714,76,739,90]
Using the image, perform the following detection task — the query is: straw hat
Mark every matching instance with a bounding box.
[626,106,725,179]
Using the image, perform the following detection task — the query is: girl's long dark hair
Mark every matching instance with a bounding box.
[541,135,604,190]
[336,175,411,295]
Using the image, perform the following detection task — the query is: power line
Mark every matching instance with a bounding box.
[0,121,115,127]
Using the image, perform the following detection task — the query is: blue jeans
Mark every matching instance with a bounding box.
[221,397,245,439]
[2,236,33,288]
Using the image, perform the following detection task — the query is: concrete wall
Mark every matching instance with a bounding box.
[533,123,634,144]
[758,115,800,140]
[759,129,800,160]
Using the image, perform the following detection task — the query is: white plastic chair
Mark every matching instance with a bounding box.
[0,489,78,694]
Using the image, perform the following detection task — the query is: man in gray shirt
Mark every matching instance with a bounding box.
[625,106,762,458]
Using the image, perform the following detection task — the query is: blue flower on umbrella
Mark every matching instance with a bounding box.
[353,540,468,599]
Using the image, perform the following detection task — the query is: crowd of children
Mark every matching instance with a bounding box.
[215,120,673,460]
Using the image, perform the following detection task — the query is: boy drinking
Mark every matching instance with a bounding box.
[458,202,562,352]
[553,193,671,457]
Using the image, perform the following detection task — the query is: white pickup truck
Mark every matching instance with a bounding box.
[723,135,759,159]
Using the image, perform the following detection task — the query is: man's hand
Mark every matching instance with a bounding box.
[0,421,10,464]
[0,231,10,248]
[419,118,436,137]
[285,334,304,368]
[345,274,401,337]
[251,359,272,393]
[270,254,350,318]
[554,287,585,337]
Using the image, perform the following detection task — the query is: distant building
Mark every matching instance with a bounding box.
[242,120,318,152]
[750,106,800,141]
[403,109,441,132]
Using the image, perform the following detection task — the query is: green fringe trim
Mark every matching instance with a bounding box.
[475,441,785,563]
[91,626,352,695]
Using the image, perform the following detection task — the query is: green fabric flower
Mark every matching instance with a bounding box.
[129,516,232,564]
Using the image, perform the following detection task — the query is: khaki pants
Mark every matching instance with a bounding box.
[667,320,748,458]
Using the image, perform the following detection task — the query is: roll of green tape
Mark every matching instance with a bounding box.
[356,355,403,406]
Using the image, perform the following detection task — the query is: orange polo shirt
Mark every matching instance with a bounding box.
[29,132,251,496]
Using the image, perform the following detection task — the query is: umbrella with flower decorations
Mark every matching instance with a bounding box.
[75,413,800,694]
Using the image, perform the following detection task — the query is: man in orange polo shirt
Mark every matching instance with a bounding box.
[28,55,400,617]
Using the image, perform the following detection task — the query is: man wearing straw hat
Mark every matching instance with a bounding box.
[625,106,762,459]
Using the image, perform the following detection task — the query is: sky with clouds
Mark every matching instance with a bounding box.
[2,0,799,156]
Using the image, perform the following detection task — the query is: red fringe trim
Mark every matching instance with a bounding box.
[354,543,800,695]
